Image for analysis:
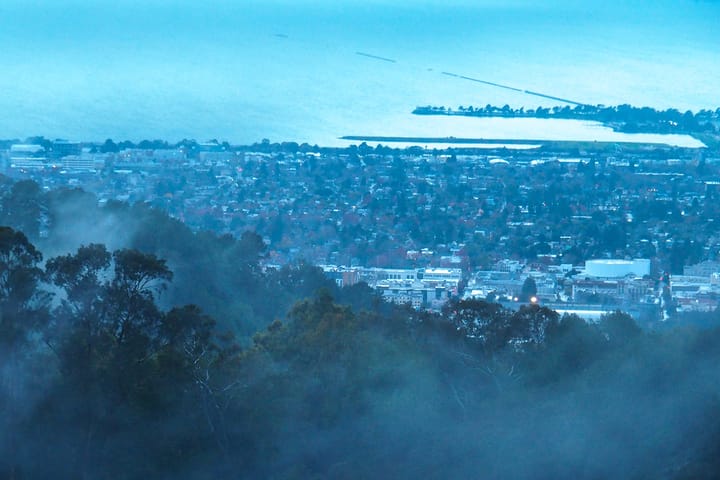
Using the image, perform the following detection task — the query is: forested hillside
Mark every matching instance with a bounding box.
[0,177,347,339]
[2,180,720,478]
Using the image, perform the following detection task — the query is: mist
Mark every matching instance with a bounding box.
[1,0,720,476]
[1,177,720,478]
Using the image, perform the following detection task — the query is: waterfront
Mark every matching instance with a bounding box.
[337,116,706,148]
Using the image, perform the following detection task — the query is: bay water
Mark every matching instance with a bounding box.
[0,0,717,146]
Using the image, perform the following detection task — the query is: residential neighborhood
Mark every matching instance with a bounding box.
[2,137,720,319]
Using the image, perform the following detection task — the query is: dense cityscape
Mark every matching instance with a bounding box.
[3,136,720,323]
[3,0,720,477]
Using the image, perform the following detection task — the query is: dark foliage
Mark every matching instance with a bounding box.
[0,226,719,478]
[2,175,720,478]
[414,103,720,135]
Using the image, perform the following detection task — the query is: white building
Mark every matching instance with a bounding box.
[9,144,46,170]
[584,259,650,278]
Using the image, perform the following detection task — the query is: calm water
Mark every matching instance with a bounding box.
[0,0,718,145]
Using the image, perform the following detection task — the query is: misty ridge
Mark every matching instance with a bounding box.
[1,0,719,477]
[2,177,720,479]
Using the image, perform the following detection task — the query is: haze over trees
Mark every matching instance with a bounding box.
[2,188,720,478]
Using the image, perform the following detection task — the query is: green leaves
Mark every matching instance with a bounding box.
[443,299,560,354]
[112,248,172,299]
[0,226,47,347]
[46,243,110,312]
[600,310,642,345]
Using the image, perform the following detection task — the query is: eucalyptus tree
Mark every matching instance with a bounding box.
[0,226,49,479]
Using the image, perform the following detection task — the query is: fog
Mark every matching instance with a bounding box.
[1,0,720,477]
[0,181,720,478]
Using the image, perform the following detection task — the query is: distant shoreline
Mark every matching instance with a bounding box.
[412,104,720,137]
[339,135,694,149]
[341,136,540,145]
